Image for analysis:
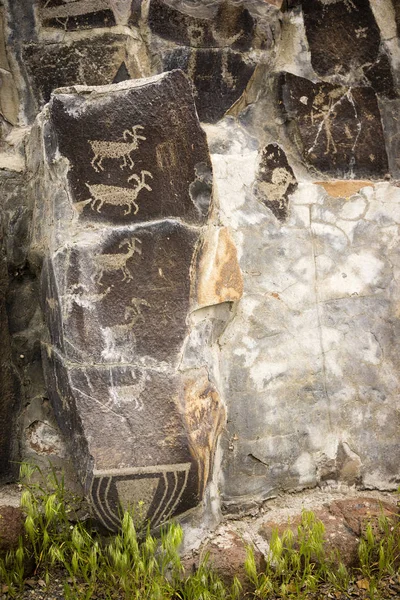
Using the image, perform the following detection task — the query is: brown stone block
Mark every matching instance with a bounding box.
[280,72,389,178]
[163,48,256,123]
[301,0,380,78]
[49,70,212,225]
[195,227,243,307]
[42,346,199,530]
[149,0,254,50]
[37,0,116,30]
[43,221,200,364]
[23,34,144,107]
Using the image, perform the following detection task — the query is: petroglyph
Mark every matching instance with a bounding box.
[85,170,153,215]
[259,167,297,210]
[156,141,177,170]
[100,298,151,361]
[40,0,110,21]
[108,370,147,411]
[93,238,142,285]
[90,463,191,530]
[211,26,243,47]
[89,125,146,172]
[64,283,111,314]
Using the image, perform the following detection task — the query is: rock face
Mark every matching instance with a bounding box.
[0,224,17,482]
[30,71,227,530]
[254,144,298,221]
[1,0,400,536]
[218,178,400,506]
[280,73,389,178]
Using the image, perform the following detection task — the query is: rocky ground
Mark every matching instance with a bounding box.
[1,484,399,599]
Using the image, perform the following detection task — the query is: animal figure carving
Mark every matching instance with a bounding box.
[85,170,153,215]
[89,125,146,172]
[64,283,111,315]
[100,298,151,362]
[92,238,142,285]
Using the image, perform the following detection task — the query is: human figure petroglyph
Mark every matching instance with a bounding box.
[308,88,350,157]
[89,125,146,172]
[92,238,142,285]
[85,170,153,215]
[100,298,150,361]
[211,26,243,48]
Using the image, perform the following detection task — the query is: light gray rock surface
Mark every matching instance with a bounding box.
[0,0,399,533]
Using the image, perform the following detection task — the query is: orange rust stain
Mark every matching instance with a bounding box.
[315,180,374,198]
[196,227,243,307]
[180,370,226,496]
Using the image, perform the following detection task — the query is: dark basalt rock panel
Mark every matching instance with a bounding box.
[42,221,199,364]
[49,70,212,225]
[280,72,389,178]
[38,0,115,31]
[301,0,381,78]
[163,48,255,123]
[36,73,217,529]
[255,144,297,221]
[148,0,254,50]
[0,224,18,482]
[42,347,199,530]
[364,52,397,100]
[41,347,91,486]
[23,35,131,107]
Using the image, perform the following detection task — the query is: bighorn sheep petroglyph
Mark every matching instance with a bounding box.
[92,237,142,285]
[89,125,146,172]
[85,170,153,215]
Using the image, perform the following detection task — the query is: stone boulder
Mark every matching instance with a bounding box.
[28,71,231,530]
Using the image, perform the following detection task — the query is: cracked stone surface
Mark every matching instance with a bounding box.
[23,34,150,109]
[148,0,255,50]
[213,166,400,506]
[280,72,389,179]
[1,0,400,539]
[28,72,233,530]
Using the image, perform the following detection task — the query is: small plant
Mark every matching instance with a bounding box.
[1,463,400,600]
[245,510,331,598]
[0,462,235,599]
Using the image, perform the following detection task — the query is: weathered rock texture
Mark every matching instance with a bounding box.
[0,0,399,534]
[27,71,234,530]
